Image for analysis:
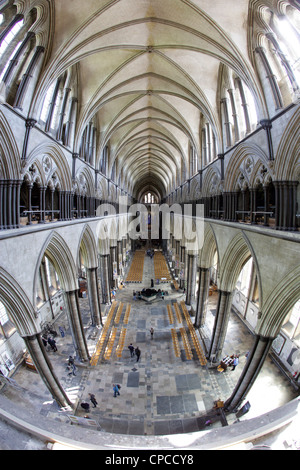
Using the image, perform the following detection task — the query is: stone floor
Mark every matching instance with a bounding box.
[0,250,299,449]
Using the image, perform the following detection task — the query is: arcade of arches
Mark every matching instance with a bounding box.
[0,0,299,450]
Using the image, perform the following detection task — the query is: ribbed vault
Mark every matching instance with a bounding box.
[29,0,266,201]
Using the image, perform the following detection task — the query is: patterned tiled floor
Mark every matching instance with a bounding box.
[4,252,298,436]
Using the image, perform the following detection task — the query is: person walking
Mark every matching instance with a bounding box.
[48,336,57,352]
[231,355,239,371]
[150,328,154,340]
[128,343,135,357]
[68,363,76,376]
[113,384,120,397]
[67,355,76,375]
[89,393,98,408]
[135,346,141,362]
[80,401,90,412]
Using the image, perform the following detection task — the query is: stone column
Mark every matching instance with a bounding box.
[99,254,111,304]
[65,290,90,362]
[175,240,180,277]
[27,183,33,225]
[0,181,3,229]
[221,97,232,148]
[224,334,274,412]
[86,267,102,327]
[186,253,198,306]
[56,87,71,142]
[3,31,35,85]
[255,46,283,110]
[23,334,72,409]
[110,246,117,287]
[194,267,210,328]
[250,187,257,224]
[39,186,46,223]
[179,246,185,289]
[14,45,45,110]
[117,240,123,275]
[6,180,12,228]
[208,290,233,362]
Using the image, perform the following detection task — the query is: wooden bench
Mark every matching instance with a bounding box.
[104,326,117,360]
[171,328,181,357]
[123,304,131,324]
[114,302,124,324]
[179,327,193,360]
[126,251,145,282]
[154,252,172,281]
[167,304,174,324]
[90,302,118,366]
[174,302,183,323]
[180,301,207,366]
[116,327,127,358]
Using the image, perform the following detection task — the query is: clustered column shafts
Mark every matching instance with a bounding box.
[65,289,90,362]
[22,334,72,409]
[225,335,274,411]
[86,267,102,327]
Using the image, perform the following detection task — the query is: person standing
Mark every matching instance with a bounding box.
[67,355,76,376]
[48,336,57,352]
[89,393,98,408]
[135,346,141,362]
[113,384,120,397]
[42,335,48,348]
[128,343,135,357]
[80,401,90,412]
[231,355,239,371]
[150,328,154,340]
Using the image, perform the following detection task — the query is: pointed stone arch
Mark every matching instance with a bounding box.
[189,177,201,201]
[0,111,21,179]
[202,167,222,197]
[275,106,300,181]
[33,231,78,309]
[218,232,262,302]
[77,224,98,269]
[199,223,218,269]
[96,174,108,200]
[74,166,94,196]
[0,267,38,336]
[224,143,269,192]
[25,142,72,190]
[258,264,300,338]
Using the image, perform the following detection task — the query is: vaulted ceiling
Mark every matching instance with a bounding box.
[45,0,259,200]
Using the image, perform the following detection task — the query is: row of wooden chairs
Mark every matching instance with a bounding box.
[123,304,131,324]
[167,301,207,365]
[180,301,207,366]
[180,301,193,327]
[116,327,127,358]
[173,302,183,324]
[90,301,118,366]
[126,250,145,282]
[189,328,207,366]
[90,301,131,365]
[154,252,172,281]
[167,304,175,324]
[180,327,193,360]
[104,326,117,360]
[114,302,124,324]
[171,328,181,358]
